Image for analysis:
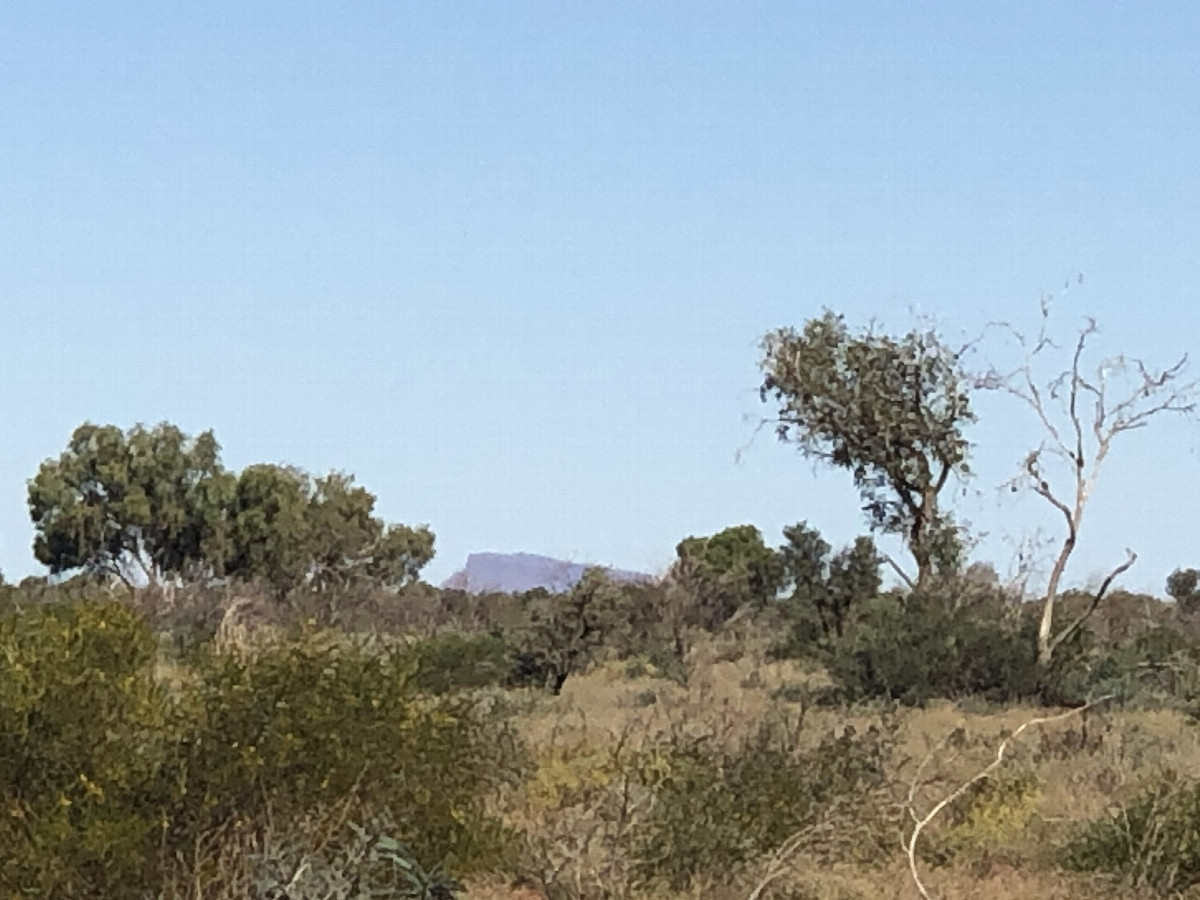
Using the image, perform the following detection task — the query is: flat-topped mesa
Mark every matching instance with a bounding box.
[441,552,652,595]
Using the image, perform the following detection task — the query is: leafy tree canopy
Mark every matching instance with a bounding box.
[28,423,435,602]
[28,422,235,588]
[225,465,435,602]
[778,521,881,640]
[512,567,630,693]
[760,310,974,585]
[1167,568,1200,615]
[673,524,784,629]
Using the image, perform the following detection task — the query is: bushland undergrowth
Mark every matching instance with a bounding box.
[6,573,1200,899]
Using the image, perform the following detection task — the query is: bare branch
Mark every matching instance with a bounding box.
[881,553,916,591]
[1023,450,1076,536]
[1067,322,1095,469]
[746,822,829,900]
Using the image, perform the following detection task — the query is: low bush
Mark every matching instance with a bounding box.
[0,599,527,899]
[924,771,1042,867]
[632,717,898,889]
[408,631,514,694]
[1063,770,1200,895]
[0,598,177,900]
[824,594,1090,706]
[173,635,525,875]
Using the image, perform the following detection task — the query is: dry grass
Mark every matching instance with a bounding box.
[146,627,1200,899]
[498,633,1200,900]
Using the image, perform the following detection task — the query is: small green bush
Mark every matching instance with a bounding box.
[409,631,514,694]
[174,635,524,874]
[923,771,1042,867]
[633,718,896,889]
[825,594,1089,706]
[1063,771,1200,895]
[641,644,690,685]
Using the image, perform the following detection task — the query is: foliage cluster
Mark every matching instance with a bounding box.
[759,310,974,586]
[0,598,173,898]
[822,590,1092,707]
[1064,771,1200,895]
[27,422,434,611]
[0,597,523,899]
[672,525,785,630]
[925,771,1043,866]
[632,717,898,889]
[407,631,515,695]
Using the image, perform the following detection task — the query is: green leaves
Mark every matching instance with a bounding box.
[633,717,895,889]
[0,599,174,899]
[28,422,235,588]
[778,522,881,642]
[224,465,435,604]
[1168,568,1200,614]
[760,311,974,585]
[0,599,519,898]
[28,422,436,608]
[512,568,632,693]
[226,464,314,599]
[672,525,784,629]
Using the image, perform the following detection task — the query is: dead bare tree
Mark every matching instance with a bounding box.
[976,294,1198,665]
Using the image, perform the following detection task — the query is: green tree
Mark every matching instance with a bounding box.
[225,464,314,600]
[759,311,973,587]
[512,568,627,693]
[779,522,882,640]
[225,465,435,607]
[1167,569,1200,615]
[307,472,435,592]
[27,422,235,590]
[672,525,784,630]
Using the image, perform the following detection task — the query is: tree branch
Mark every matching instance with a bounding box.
[881,553,916,591]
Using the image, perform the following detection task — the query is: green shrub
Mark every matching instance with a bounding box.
[1063,771,1200,894]
[618,648,689,688]
[825,594,1089,706]
[409,631,514,694]
[173,635,524,874]
[633,718,896,889]
[640,644,691,685]
[0,600,526,898]
[923,771,1042,866]
[624,659,650,679]
[1083,627,1200,711]
[0,599,177,900]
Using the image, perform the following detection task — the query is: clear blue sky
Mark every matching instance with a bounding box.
[3,1,1199,595]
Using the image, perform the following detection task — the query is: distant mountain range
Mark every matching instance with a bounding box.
[440,552,654,595]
